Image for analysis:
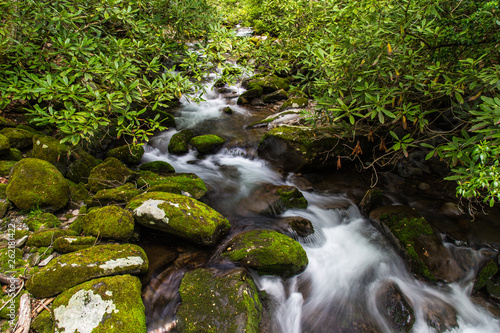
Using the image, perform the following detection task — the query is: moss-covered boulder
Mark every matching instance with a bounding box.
[81,205,135,241]
[244,184,308,216]
[32,135,72,174]
[0,184,6,199]
[369,205,464,282]
[26,229,79,247]
[136,171,207,199]
[139,160,175,175]
[53,275,146,333]
[107,144,144,166]
[26,212,61,232]
[87,157,134,193]
[53,236,97,253]
[177,268,262,333]
[168,129,194,155]
[190,135,226,154]
[0,160,16,176]
[0,127,34,149]
[222,229,308,277]
[93,183,141,206]
[5,147,23,161]
[247,75,290,94]
[0,116,15,129]
[257,125,343,172]
[6,158,70,211]
[126,192,230,246]
[0,133,10,157]
[237,86,264,105]
[279,97,308,111]
[31,309,54,333]
[67,179,92,205]
[473,259,500,300]
[26,243,148,298]
[262,89,288,103]
[66,149,101,184]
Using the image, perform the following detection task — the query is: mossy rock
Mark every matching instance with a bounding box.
[262,89,288,103]
[168,130,194,155]
[87,157,134,193]
[31,309,54,333]
[473,259,500,299]
[0,133,10,157]
[0,184,6,199]
[222,229,308,277]
[32,135,72,175]
[0,127,34,150]
[0,160,16,176]
[26,243,148,298]
[0,291,28,320]
[257,125,342,172]
[0,247,24,271]
[26,229,79,248]
[5,148,22,161]
[237,86,263,105]
[53,274,146,333]
[139,161,175,175]
[107,144,144,166]
[81,205,135,241]
[177,268,262,333]
[0,199,9,218]
[26,212,61,231]
[221,106,234,114]
[279,97,308,111]
[247,75,290,93]
[190,135,226,154]
[93,183,141,206]
[66,149,101,184]
[6,158,70,211]
[69,205,88,234]
[0,116,15,129]
[136,171,207,199]
[53,236,97,253]
[29,246,55,267]
[126,192,230,246]
[67,179,92,205]
[245,184,308,216]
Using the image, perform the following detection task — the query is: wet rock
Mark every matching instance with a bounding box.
[136,171,207,199]
[26,243,148,298]
[26,229,79,247]
[93,182,141,206]
[244,184,308,216]
[139,160,175,175]
[26,212,60,232]
[32,135,72,175]
[127,192,231,246]
[107,144,144,166]
[375,282,415,332]
[262,89,288,103]
[221,106,234,114]
[369,205,464,282]
[190,134,226,154]
[53,274,146,333]
[279,97,308,111]
[257,125,342,172]
[87,157,134,193]
[359,188,390,215]
[237,86,264,105]
[6,158,70,211]
[176,268,262,333]
[422,299,458,332]
[279,216,314,238]
[474,259,500,300]
[168,129,194,155]
[66,149,101,184]
[222,229,308,277]
[0,127,34,149]
[81,205,135,241]
[53,236,97,253]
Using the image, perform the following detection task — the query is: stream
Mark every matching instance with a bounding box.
[139,44,500,333]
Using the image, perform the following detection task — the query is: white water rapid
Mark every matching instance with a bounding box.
[143,72,500,333]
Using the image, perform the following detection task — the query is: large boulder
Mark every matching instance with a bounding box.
[126,192,230,246]
[168,129,194,155]
[243,184,308,216]
[107,144,144,166]
[222,229,308,277]
[190,134,226,155]
[26,243,148,298]
[81,205,135,241]
[176,268,262,333]
[139,160,175,175]
[53,275,146,333]
[136,171,207,199]
[87,157,134,192]
[369,205,464,282]
[257,125,342,172]
[6,158,70,211]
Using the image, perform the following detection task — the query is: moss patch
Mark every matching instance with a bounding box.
[0,160,16,177]
[81,205,135,241]
[53,236,97,253]
[87,157,134,193]
[136,171,207,199]
[66,149,100,184]
[26,212,61,231]
[168,130,194,155]
[93,183,141,206]
[31,309,54,333]
[26,228,79,248]
[139,160,175,175]
[279,97,308,111]
[190,134,226,154]
[107,144,144,165]
[32,135,72,174]
[0,127,33,150]
[0,247,24,271]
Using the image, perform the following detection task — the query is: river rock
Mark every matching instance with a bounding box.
[136,171,207,199]
[32,135,72,175]
[107,144,144,166]
[6,158,70,211]
[53,236,97,253]
[222,229,308,277]
[26,212,60,231]
[87,157,134,192]
[422,298,458,332]
[257,125,342,172]
[26,243,148,298]
[81,205,135,241]
[168,129,194,155]
[246,75,290,93]
[26,229,78,247]
[369,205,464,282]
[93,183,141,206]
[244,184,308,216]
[127,192,231,246]
[139,160,175,175]
[279,216,314,237]
[0,127,34,149]
[237,86,263,105]
[473,259,500,300]
[375,282,415,332]
[53,275,146,333]
[176,268,262,333]
[190,134,226,154]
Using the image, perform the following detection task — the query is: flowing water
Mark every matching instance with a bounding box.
[141,68,500,332]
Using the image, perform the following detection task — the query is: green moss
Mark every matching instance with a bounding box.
[14,229,30,240]
[0,160,16,177]
[177,268,262,333]
[190,134,226,154]
[26,228,78,247]
[67,179,92,205]
[0,116,15,128]
[136,171,207,199]
[94,183,141,206]
[168,129,194,155]
[0,184,7,199]
[32,135,72,174]
[66,149,100,184]
[276,187,308,210]
[26,212,60,231]
[279,97,308,111]
[53,274,146,333]
[0,133,10,156]
[156,110,176,128]
[222,229,308,277]
[0,248,24,271]
[237,86,263,104]
[0,199,10,218]
[107,144,144,165]
[474,260,499,291]
[81,205,135,241]
[248,111,297,128]
[5,148,22,161]
[139,160,175,175]
[0,127,33,150]
[262,89,288,103]
[87,157,134,192]
[53,236,96,253]
[31,309,54,333]
[0,291,28,320]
